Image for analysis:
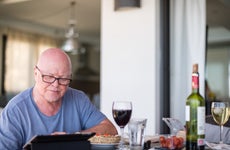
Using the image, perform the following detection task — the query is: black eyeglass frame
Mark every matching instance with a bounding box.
[35,66,72,86]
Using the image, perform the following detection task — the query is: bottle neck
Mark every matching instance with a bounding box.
[192,72,199,93]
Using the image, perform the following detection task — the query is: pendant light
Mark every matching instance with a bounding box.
[62,1,81,55]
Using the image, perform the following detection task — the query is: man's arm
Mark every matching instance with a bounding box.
[81,118,118,135]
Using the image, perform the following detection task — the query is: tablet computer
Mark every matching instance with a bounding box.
[23,132,95,150]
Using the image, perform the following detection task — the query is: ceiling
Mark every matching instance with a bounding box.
[0,0,229,45]
[0,0,101,46]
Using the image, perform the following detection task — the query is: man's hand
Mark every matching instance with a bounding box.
[81,118,118,135]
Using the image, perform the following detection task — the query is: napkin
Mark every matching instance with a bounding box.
[206,141,230,150]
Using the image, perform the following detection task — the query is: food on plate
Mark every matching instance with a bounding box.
[89,134,121,144]
[159,135,184,149]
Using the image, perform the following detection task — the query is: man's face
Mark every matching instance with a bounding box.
[34,65,72,103]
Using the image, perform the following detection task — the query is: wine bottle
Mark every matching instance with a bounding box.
[186,64,205,150]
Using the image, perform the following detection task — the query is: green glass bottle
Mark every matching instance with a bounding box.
[186,64,205,150]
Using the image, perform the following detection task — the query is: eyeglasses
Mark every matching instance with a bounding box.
[35,66,72,86]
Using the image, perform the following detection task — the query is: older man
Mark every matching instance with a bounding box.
[0,48,117,149]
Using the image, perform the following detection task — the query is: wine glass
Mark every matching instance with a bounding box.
[211,101,229,144]
[112,101,132,149]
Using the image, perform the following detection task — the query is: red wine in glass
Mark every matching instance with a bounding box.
[112,101,132,149]
[112,109,132,128]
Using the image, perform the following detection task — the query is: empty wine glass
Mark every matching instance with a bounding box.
[211,101,229,144]
[112,101,132,149]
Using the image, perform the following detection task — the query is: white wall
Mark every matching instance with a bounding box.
[100,0,157,135]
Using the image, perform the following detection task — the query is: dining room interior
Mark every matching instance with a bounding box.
[0,0,230,137]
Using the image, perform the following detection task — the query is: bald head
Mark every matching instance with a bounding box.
[37,48,72,76]
[33,48,72,107]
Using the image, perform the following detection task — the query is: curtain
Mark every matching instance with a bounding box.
[4,28,58,95]
[170,0,206,123]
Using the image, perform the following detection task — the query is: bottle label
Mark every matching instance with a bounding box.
[185,105,190,121]
[192,73,199,89]
[197,106,205,135]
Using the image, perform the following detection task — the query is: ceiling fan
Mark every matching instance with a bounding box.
[0,0,31,4]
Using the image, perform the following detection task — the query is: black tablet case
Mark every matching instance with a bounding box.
[23,132,96,150]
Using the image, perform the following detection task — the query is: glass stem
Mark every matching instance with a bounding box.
[119,127,125,149]
[220,125,224,144]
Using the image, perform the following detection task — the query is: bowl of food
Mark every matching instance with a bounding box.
[89,133,121,144]
[89,134,121,150]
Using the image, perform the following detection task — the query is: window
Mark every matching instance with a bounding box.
[1,28,59,102]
